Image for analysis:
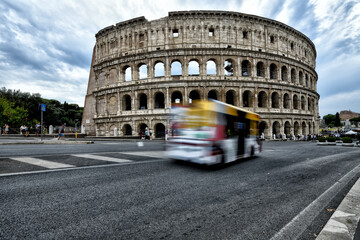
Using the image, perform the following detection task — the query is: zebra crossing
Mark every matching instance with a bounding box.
[0,151,166,177]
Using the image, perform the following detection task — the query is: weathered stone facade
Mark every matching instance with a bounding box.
[82,11,320,138]
[340,110,359,120]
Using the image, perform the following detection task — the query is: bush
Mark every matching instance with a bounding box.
[342,137,353,143]
[318,137,326,142]
[327,137,336,142]
[335,137,341,141]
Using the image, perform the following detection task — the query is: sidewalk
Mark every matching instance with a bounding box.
[316,177,360,240]
[0,135,93,145]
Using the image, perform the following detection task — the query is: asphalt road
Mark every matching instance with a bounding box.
[0,141,359,239]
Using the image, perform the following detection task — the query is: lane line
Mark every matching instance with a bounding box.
[121,151,165,158]
[10,157,74,169]
[72,154,132,163]
[270,162,360,240]
[0,159,167,178]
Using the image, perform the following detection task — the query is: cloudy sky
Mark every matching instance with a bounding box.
[0,0,359,117]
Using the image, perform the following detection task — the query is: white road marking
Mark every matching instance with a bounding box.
[270,162,360,240]
[10,157,74,169]
[0,158,167,177]
[72,154,132,163]
[121,151,165,158]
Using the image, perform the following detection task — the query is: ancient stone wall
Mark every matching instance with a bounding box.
[82,11,320,138]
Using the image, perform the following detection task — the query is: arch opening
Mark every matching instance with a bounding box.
[154,92,165,109]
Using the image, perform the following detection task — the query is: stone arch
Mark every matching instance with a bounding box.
[301,96,306,110]
[208,89,218,100]
[224,58,235,76]
[98,125,105,136]
[155,123,165,138]
[293,94,299,110]
[258,91,268,108]
[271,92,280,108]
[226,90,236,105]
[308,122,312,134]
[302,121,307,135]
[305,74,309,87]
[269,63,278,80]
[97,97,105,115]
[97,71,106,87]
[154,92,165,109]
[123,124,132,136]
[123,65,132,82]
[281,66,288,81]
[138,93,148,109]
[284,121,291,137]
[108,95,117,114]
[206,59,217,75]
[171,91,183,105]
[171,60,182,76]
[242,90,253,107]
[109,124,117,136]
[283,93,290,109]
[188,59,200,75]
[109,68,118,84]
[123,94,132,111]
[256,61,265,77]
[272,121,281,138]
[154,61,165,77]
[138,63,148,79]
[294,121,300,136]
[259,121,268,138]
[308,97,313,112]
[299,71,304,85]
[138,123,148,134]
[241,60,251,77]
[291,68,296,83]
[189,90,201,103]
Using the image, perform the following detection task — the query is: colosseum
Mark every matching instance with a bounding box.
[82,10,320,139]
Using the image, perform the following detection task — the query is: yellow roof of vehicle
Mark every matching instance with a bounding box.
[192,100,260,121]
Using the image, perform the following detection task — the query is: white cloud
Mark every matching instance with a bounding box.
[0,0,359,117]
[319,89,360,117]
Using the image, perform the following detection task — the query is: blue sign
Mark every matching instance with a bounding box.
[41,104,46,112]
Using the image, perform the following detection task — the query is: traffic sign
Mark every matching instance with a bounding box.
[41,104,46,112]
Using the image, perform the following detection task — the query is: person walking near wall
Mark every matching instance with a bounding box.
[57,124,65,140]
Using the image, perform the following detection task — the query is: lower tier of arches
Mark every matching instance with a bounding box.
[90,114,319,139]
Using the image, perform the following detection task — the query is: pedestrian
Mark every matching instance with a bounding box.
[165,129,168,141]
[57,124,65,140]
[4,124,9,134]
[149,129,153,140]
[145,128,149,140]
[25,125,29,137]
[20,125,26,136]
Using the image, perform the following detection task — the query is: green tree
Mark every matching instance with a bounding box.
[323,114,336,125]
[335,112,341,127]
[0,96,28,128]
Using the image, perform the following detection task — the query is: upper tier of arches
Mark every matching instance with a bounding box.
[96,58,317,91]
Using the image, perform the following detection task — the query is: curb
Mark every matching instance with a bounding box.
[0,141,94,145]
[316,177,360,240]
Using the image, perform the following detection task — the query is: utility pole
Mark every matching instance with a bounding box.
[40,104,46,141]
